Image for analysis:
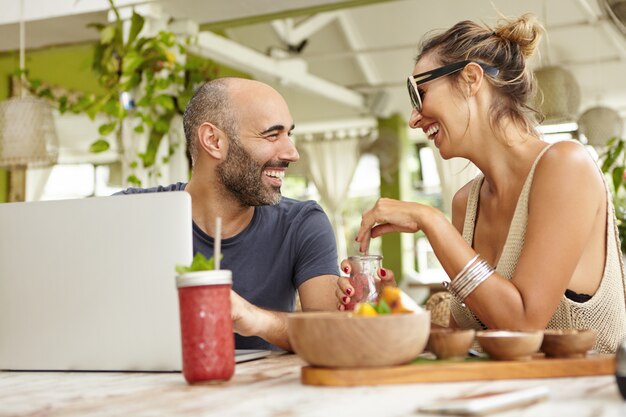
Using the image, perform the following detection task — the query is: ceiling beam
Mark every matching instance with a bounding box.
[576,0,626,59]
[0,0,144,26]
[189,31,366,109]
[271,13,340,47]
[335,11,380,85]
[198,0,395,31]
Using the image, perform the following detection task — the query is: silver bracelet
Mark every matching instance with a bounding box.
[453,255,479,282]
[444,256,494,302]
[457,261,493,300]
[450,257,482,297]
[454,261,490,299]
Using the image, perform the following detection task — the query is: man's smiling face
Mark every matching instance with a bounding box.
[216,81,298,207]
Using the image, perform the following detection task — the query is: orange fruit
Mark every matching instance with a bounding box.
[354,302,378,317]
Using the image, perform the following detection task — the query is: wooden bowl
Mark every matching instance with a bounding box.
[541,329,597,358]
[287,311,431,368]
[426,329,475,360]
[476,330,544,361]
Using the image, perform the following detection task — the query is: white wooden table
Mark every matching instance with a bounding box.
[1,354,624,417]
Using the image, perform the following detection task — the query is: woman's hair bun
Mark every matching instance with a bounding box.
[493,13,544,59]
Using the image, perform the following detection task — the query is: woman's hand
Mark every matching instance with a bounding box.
[335,259,397,311]
[356,198,426,253]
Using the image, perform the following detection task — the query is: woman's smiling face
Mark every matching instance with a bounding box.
[409,54,472,159]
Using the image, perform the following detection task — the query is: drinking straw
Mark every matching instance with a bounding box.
[214,217,222,270]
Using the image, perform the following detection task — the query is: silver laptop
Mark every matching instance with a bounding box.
[0,192,270,371]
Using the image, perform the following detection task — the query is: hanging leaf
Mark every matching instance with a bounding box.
[89,139,110,153]
[154,115,171,134]
[141,128,166,167]
[126,174,142,187]
[153,94,174,111]
[38,88,54,99]
[87,23,106,31]
[86,94,113,120]
[154,77,171,90]
[98,122,117,136]
[58,96,68,114]
[119,72,141,90]
[612,167,624,195]
[100,25,117,45]
[104,55,120,74]
[126,11,145,49]
[122,50,142,75]
[177,90,193,112]
[136,96,151,108]
[601,139,622,172]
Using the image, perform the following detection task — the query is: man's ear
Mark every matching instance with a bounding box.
[197,122,225,160]
[461,63,484,97]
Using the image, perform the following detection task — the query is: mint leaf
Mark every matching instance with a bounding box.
[175,252,219,274]
[375,299,392,315]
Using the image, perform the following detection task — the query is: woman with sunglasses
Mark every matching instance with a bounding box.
[337,14,626,353]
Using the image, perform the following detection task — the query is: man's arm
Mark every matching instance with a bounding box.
[229,202,339,351]
[229,290,291,350]
[230,274,338,352]
[298,274,339,311]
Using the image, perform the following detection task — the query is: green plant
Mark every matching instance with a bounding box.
[598,136,626,253]
[26,0,218,186]
[176,252,218,274]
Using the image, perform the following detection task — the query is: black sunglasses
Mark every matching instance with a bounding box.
[407,60,499,111]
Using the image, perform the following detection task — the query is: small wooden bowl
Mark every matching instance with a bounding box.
[287,311,431,368]
[426,329,475,360]
[541,329,597,358]
[476,330,544,361]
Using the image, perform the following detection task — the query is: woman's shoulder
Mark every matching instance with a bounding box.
[453,175,482,207]
[533,140,605,197]
[539,140,597,171]
[451,176,481,232]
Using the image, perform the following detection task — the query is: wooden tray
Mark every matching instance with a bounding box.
[301,354,615,386]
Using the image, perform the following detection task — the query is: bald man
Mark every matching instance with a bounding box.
[117,78,339,351]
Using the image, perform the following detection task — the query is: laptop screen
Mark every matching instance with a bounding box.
[0,192,193,371]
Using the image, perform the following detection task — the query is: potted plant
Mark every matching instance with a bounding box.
[26,0,218,186]
[598,136,626,254]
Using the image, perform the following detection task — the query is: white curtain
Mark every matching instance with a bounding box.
[429,142,479,216]
[25,166,53,201]
[299,136,362,261]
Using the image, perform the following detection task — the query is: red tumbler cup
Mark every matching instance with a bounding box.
[176,270,234,384]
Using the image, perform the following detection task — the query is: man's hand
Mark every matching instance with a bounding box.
[230,290,257,337]
[229,289,291,351]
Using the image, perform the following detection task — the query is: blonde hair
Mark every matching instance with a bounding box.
[416,14,545,137]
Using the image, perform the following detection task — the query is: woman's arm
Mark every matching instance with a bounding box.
[463,142,605,329]
[356,142,606,330]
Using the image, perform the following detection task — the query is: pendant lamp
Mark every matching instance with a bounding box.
[578,106,624,148]
[0,0,59,172]
[533,65,581,125]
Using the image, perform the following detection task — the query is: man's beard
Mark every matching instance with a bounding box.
[216,139,285,207]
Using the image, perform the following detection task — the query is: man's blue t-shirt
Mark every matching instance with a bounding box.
[116,182,339,350]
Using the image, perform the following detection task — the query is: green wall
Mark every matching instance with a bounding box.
[0,43,102,99]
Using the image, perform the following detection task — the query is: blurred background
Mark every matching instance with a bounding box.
[1,0,625,299]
